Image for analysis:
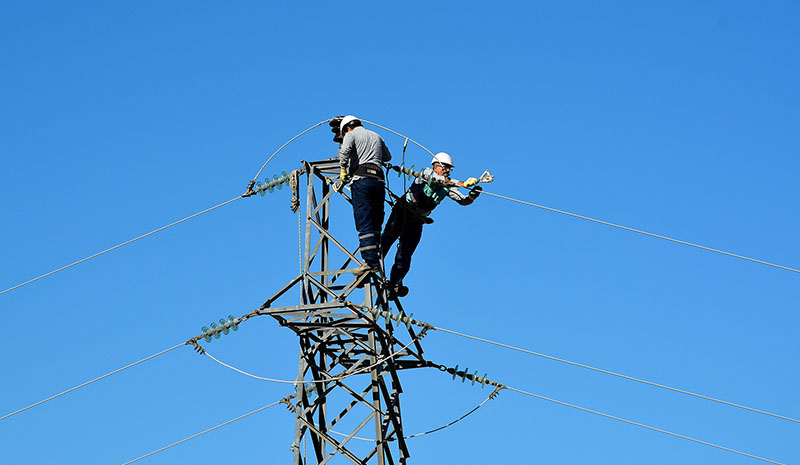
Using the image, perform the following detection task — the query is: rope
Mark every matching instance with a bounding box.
[202,337,418,386]
[0,343,185,421]
[360,119,436,157]
[433,326,800,424]
[119,399,285,465]
[0,197,242,297]
[252,119,331,180]
[480,190,800,275]
[505,385,785,465]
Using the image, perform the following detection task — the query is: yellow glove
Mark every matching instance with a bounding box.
[463,177,478,187]
[340,168,348,183]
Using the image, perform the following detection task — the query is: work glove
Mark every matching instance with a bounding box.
[463,177,479,188]
[339,168,349,184]
[468,186,482,199]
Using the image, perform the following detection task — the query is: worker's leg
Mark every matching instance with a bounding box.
[389,217,423,284]
[381,203,404,259]
[351,178,384,269]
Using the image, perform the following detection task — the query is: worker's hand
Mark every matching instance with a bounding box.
[463,177,479,188]
[339,168,348,183]
[468,186,482,199]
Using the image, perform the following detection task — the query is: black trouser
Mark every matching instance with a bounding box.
[381,201,425,284]
[350,178,385,268]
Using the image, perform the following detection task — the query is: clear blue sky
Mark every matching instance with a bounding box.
[1,1,798,464]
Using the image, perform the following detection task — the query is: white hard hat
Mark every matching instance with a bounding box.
[339,115,360,132]
[431,152,454,168]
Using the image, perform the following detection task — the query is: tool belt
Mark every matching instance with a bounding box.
[353,163,384,180]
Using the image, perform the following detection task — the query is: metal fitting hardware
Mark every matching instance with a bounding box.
[242,180,257,197]
[289,170,300,213]
[477,169,494,183]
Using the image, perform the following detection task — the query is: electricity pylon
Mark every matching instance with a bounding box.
[256,159,429,464]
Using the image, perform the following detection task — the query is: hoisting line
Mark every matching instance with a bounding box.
[0,196,242,297]
[480,190,800,275]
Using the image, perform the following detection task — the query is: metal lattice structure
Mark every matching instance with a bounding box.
[256,159,429,464]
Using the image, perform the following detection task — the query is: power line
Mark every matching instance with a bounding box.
[504,385,785,465]
[480,190,800,275]
[4,119,332,298]
[252,119,332,180]
[0,343,185,422]
[0,197,242,297]
[433,325,800,424]
[120,399,285,465]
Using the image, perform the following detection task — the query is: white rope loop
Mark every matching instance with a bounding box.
[202,336,418,386]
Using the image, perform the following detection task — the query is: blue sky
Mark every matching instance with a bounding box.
[1,1,798,464]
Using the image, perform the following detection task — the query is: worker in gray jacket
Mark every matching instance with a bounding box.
[337,115,392,275]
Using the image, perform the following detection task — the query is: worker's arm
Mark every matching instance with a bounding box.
[380,138,392,162]
[456,177,479,188]
[447,185,480,206]
[338,133,355,182]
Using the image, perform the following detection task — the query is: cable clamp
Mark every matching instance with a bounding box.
[488,385,503,400]
[280,392,299,412]
[289,170,300,213]
[241,180,256,198]
[477,169,494,184]
[187,338,206,354]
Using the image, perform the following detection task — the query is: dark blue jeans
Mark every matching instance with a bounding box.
[350,178,385,268]
[381,202,424,284]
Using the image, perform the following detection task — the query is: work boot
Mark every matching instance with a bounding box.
[353,263,379,279]
[388,281,409,298]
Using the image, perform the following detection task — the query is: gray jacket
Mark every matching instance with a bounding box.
[338,126,392,181]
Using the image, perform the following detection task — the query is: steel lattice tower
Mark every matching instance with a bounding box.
[256,159,429,464]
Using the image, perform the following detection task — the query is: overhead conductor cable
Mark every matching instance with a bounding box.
[120,398,287,465]
[2,120,327,298]
[433,325,800,424]
[479,190,800,274]
[505,385,785,465]
[0,343,185,421]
